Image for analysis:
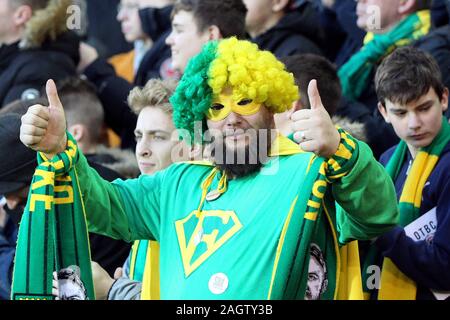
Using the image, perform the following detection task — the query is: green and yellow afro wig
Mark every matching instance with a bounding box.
[170,37,299,143]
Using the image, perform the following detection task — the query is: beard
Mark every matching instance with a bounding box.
[209,128,274,178]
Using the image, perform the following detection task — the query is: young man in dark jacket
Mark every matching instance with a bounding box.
[338,0,431,111]
[317,0,365,65]
[80,1,176,150]
[367,47,450,300]
[244,0,323,57]
[0,0,79,107]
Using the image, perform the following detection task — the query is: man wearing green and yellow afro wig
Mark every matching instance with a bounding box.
[19,38,399,299]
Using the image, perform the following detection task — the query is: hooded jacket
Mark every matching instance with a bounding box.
[0,0,79,107]
[83,5,175,150]
[252,2,323,58]
[319,0,365,65]
[414,25,450,119]
[431,0,450,27]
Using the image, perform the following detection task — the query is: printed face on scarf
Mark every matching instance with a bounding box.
[134,106,178,175]
[206,86,275,177]
[356,0,404,33]
[378,87,449,157]
[305,244,328,300]
[305,255,326,300]
[57,267,87,300]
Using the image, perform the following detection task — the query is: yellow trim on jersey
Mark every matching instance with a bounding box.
[269,134,304,157]
[267,196,299,299]
[141,241,161,300]
[322,202,341,300]
[128,240,140,280]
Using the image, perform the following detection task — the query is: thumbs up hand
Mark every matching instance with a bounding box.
[291,80,340,158]
[20,79,67,158]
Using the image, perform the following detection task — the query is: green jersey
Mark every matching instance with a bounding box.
[76,135,398,299]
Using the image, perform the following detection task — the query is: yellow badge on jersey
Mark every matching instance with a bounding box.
[175,210,243,277]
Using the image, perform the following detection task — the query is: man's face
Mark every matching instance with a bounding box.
[165,10,211,73]
[4,186,29,211]
[206,86,275,177]
[117,0,160,42]
[379,88,449,156]
[243,0,274,38]
[59,279,86,300]
[356,0,402,33]
[134,106,178,175]
[305,256,326,300]
[0,0,17,45]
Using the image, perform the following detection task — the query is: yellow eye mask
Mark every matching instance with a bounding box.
[205,93,262,122]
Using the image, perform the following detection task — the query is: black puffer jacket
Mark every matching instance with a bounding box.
[0,32,79,107]
[83,5,174,150]
[252,2,323,57]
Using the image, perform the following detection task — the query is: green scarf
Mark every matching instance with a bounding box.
[338,10,431,102]
[272,128,360,299]
[11,134,95,300]
[377,119,450,300]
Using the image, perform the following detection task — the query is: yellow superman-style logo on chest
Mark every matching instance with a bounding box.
[175,210,242,277]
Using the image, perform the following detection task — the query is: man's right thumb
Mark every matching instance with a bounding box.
[46,79,63,109]
[307,79,324,111]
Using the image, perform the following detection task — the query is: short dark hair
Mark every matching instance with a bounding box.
[280,54,341,115]
[375,46,445,108]
[57,77,105,143]
[172,0,247,39]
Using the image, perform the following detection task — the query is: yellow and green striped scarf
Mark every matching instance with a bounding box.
[273,129,362,299]
[338,10,431,102]
[378,119,450,300]
[11,134,95,300]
